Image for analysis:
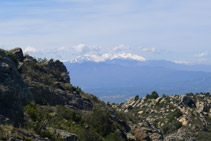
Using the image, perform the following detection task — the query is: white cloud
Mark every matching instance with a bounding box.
[195,51,209,58]
[57,46,65,51]
[23,46,38,53]
[72,44,86,53]
[112,44,129,53]
[173,60,189,64]
[70,44,102,54]
[141,47,156,53]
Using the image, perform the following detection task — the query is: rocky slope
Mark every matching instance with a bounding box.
[110,92,211,141]
[0,48,131,140]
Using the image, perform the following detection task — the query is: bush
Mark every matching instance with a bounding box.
[86,108,114,137]
[135,95,139,101]
[167,109,182,123]
[128,105,133,110]
[76,128,102,141]
[146,91,159,99]
[24,104,39,121]
[105,133,124,141]
[56,105,81,122]
[161,120,182,135]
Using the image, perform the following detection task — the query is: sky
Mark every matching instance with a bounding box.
[0,0,211,64]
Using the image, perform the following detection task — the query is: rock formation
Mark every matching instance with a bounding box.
[111,92,211,140]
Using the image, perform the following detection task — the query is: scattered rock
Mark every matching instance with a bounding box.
[55,129,77,141]
[196,101,210,113]
[126,133,136,141]
[178,116,188,126]
[150,133,163,141]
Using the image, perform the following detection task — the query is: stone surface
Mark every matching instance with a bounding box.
[0,49,32,123]
[181,96,195,107]
[55,129,77,141]
[126,133,136,141]
[9,48,24,62]
[178,116,188,126]
[150,133,163,141]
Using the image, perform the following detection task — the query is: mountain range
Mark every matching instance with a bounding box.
[64,53,211,102]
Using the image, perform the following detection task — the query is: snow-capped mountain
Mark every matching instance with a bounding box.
[69,53,146,63]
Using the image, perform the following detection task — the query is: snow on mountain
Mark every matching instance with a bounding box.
[69,53,146,63]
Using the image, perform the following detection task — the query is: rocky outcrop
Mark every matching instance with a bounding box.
[15,49,93,110]
[0,49,31,124]
[112,92,211,141]
[9,47,24,62]
[44,59,70,83]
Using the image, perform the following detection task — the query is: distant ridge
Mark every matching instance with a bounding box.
[65,58,211,102]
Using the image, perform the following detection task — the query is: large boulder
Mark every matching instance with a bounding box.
[9,48,24,62]
[181,96,195,107]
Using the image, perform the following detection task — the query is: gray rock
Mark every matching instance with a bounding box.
[0,49,32,123]
[126,133,136,141]
[55,129,77,141]
[9,47,24,62]
[23,55,37,63]
[164,133,195,141]
[181,96,195,107]
[150,133,163,141]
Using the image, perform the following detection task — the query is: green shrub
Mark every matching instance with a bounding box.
[167,109,182,123]
[146,91,159,99]
[24,104,39,121]
[104,133,124,141]
[3,50,18,66]
[162,94,167,98]
[86,108,114,137]
[128,105,133,110]
[186,93,194,96]
[161,120,182,135]
[56,105,81,122]
[135,95,139,101]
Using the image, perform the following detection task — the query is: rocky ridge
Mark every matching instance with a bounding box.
[110,92,211,141]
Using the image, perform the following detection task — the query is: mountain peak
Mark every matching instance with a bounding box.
[69,53,146,63]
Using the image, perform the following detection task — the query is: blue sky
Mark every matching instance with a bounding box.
[0,0,211,64]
